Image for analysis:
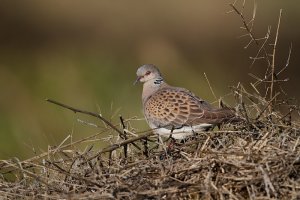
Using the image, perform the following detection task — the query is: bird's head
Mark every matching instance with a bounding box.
[134,64,162,85]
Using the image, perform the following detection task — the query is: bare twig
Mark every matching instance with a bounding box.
[204,72,217,101]
[0,127,111,172]
[229,3,271,67]
[86,130,154,162]
[255,92,280,120]
[119,116,128,158]
[259,165,277,198]
[269,9,282,107]
[46,98,124,136]
[46,160,103,188]
[2,160,65,194]
[276,43,292,76]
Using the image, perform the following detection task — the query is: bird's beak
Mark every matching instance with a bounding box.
[133,76,142,85]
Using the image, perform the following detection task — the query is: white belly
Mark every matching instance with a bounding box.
[153,124,212,140]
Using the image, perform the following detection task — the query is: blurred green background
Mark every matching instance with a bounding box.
[0,1,299,159]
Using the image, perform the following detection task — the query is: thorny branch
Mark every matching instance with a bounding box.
[229,2,290,113]
[269,9,282,108]
[46,99,124,136]
[45,99,154,161]
[229,3,271,67]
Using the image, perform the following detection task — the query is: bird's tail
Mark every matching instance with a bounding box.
[214,107,243,124]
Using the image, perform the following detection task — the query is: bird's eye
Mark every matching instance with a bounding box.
[145,71,151,75]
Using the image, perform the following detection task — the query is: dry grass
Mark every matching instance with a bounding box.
[0,109,299,199]
[1,2,300,199]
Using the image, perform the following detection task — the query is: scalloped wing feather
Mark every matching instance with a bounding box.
[144,87,237,130]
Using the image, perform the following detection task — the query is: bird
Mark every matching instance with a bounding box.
[135,64,241,139]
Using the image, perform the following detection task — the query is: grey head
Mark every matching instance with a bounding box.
[134,64,163,85]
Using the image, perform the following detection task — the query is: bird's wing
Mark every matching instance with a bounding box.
[144,87,237,130]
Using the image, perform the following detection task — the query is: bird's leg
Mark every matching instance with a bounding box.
[167,137,177,154]
[192,126,197,136]
[166,126,176,153]
[169,125,175,138]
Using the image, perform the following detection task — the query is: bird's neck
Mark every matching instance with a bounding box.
[142,77,166,103]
